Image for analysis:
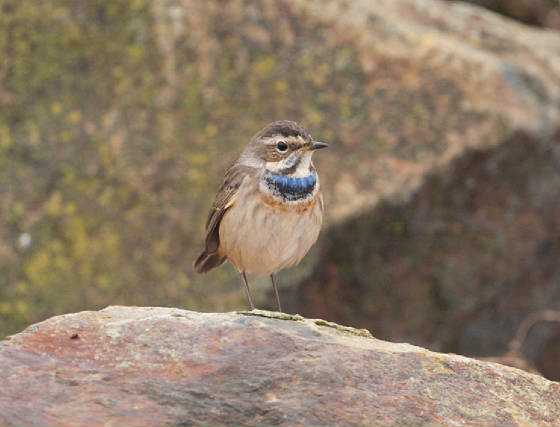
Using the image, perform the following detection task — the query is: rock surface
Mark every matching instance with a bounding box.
[1,306,559,427]
[293,132,560,361]
[288,0,560,367]
[3,0,560,341]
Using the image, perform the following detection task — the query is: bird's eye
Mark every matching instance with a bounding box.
[277,141,288,152]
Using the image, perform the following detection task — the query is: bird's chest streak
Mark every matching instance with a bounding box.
[260,172,317,202]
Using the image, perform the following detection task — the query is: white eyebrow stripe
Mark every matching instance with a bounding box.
[262,137,280,146]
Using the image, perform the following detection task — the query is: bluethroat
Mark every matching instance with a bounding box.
[193,121,327,312]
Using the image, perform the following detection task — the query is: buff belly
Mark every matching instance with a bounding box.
[218,186,323,275]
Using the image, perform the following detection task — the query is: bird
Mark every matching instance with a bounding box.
[193,120,327,312]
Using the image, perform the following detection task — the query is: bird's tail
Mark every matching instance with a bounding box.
[193,250,227,274]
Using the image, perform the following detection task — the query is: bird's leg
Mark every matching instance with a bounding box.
[270,274,282,312]
[240,271,255,310]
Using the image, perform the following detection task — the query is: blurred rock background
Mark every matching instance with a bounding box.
[1,0,559,380]
[456,0,560,29]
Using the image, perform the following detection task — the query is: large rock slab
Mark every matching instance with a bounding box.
[1,306,559,426]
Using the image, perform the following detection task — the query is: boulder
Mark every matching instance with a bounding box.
[1,306,559,426]
[293,133,560,362]
[2,0,560,382]
[289,0,560,369]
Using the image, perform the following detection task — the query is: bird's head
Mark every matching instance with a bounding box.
[240,120,327,177]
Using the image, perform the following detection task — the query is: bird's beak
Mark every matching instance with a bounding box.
[297,140,328,151]
[310,141,328,150]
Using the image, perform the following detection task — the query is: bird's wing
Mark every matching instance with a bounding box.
[204,163,253,253]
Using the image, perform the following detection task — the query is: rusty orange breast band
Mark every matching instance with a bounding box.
[258,190,320,214]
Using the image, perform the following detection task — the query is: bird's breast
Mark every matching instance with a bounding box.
[219,176,323,274]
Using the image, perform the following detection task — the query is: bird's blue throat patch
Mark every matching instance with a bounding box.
[263,172,317,201]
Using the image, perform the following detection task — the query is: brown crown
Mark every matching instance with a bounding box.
[254,120,311,141]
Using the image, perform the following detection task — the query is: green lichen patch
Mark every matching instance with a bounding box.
[239,309,373,339]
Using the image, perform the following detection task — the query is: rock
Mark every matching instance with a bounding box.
[3,0,560,340]
[2,0,560,387]
[453,0,560,30]
[1,306,559,427]
[293,133,560,363]
[289,0,560,370]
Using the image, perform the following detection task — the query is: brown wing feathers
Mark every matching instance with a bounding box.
[193,164,251,273]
